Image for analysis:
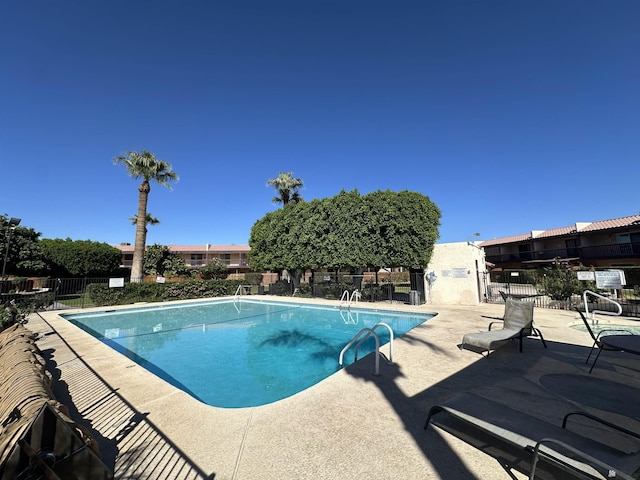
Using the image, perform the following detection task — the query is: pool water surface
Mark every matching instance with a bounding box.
[62,299,434,408]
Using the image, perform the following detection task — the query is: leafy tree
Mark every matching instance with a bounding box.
[249,189,441,287]
[198,258,229,280]
[113,150,178,282]
[0,215,47,276]
[143,244,191,277]
[40,238,122,277]
[266,171,304,206]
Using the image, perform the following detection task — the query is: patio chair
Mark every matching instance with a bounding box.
[425,393,640,479]
[460,298,547,357]
[574,307,638,374]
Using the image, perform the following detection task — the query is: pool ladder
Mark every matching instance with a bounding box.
[582,290,622,323]
[339,322,394,376]
[339,289,361,309]
[234,284,251,297]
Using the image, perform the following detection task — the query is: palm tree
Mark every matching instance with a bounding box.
[114,150,178,282]
[129,213,161,234]
[266,171,304,206]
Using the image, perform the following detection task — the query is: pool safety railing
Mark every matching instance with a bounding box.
[338,322,394,376]
[234,284,251,297]
[582,290,622,323]
[339,289,361,309]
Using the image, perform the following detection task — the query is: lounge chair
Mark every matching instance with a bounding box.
[574,307,639,374]
[424,392,640,479]
[460,298,547,356]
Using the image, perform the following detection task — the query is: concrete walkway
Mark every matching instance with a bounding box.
[29,299,640,479]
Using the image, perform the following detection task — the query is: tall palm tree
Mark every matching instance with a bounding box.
[114,150,178,282]
[266,171,304,206]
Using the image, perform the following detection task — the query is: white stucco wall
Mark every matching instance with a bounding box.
[425,242,487,305]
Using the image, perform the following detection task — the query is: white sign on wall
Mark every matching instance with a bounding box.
[452,268,468,278]
[595,270,624,289]
[577,271,595,281]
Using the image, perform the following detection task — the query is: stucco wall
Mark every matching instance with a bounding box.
[425,242,487,305]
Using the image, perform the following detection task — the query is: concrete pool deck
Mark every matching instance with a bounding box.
[29,298,640,479]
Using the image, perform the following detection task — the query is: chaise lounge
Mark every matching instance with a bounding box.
[460,298,547,357]
[425,393,640,479]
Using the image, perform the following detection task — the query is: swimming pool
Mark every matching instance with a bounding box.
[62,299,434,408]
[572,322,640,336]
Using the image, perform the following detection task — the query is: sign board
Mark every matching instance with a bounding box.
[510,272,520,277]
[577,271,595,281]
[109,277,124,288]
[452,268,468,278]
[595,271,623,289]
[156,276,166,284]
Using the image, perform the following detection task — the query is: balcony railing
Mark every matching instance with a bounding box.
[485,243,640,264]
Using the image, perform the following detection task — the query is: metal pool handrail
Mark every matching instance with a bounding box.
[338,322,394,376]
[582,290,622,322]
[339,289,361,309]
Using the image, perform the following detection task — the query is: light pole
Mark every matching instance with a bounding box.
[2,217,21,281]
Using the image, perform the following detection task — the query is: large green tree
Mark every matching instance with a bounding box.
[40,238,122,277]
[0,215,47,276]
[249,189,441,287]
[113,150,178,282]
[266,171,304,206]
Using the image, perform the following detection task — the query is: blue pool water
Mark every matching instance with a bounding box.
[62,299,434,408]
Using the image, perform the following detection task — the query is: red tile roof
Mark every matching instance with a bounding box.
[479,214,640,247]
[535,225,575,238]
[579,215,640,232]
[480,233,531,247]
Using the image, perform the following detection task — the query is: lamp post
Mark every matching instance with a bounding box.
[2,217,21,280]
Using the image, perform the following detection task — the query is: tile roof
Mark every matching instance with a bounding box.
[479,214,640,247]
[535,225,575,238]
[479,233,531,247]
[579,215,640,232]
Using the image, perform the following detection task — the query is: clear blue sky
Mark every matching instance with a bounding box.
[2,1,638,247]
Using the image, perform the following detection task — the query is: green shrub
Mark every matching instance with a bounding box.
[538,263,583,301]
[163,279,242,300]
[87,279,246,306]
[198,259,229,280]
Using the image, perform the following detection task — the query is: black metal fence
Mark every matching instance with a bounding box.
[1,272,428,312]
[269,271,426,305]
[484,270,640,318]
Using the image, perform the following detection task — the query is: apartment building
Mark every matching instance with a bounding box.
[115,244,251,274]
[480,214,640,270]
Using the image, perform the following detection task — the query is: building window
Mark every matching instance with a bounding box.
[219,254,231,265]
[190,254,204,266]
